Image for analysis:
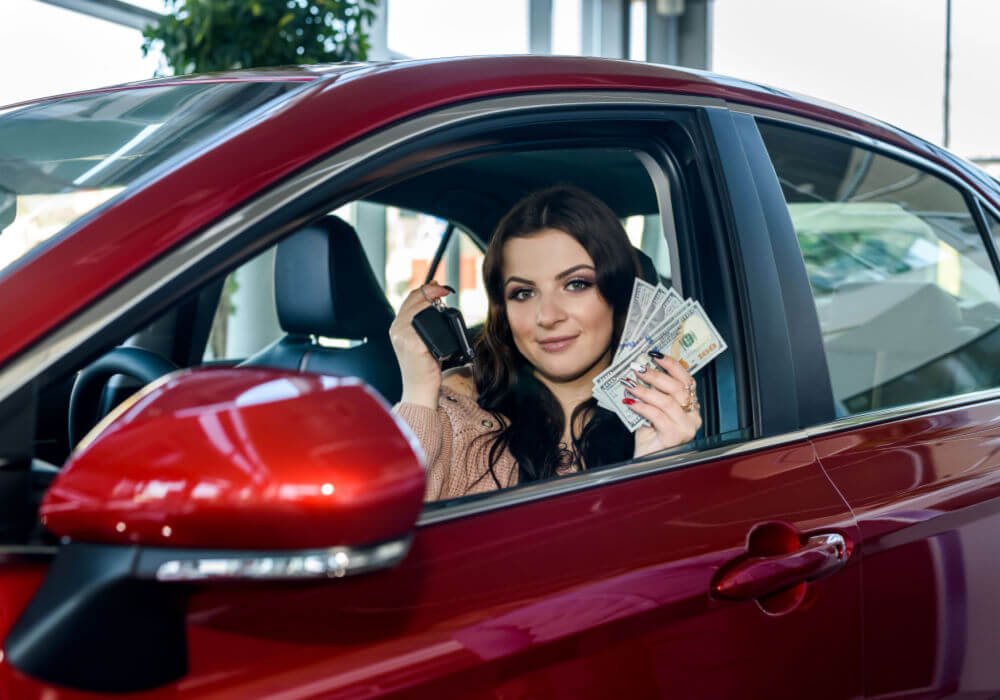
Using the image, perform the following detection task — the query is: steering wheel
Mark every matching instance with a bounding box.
[68,346,179,450]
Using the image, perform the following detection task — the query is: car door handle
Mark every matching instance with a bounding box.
[712,533,849,601]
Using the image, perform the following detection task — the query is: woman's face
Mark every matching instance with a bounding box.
[502,228,615,384]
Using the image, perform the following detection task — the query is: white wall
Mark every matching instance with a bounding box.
[713,0,1000,164]
[0,0,162,107]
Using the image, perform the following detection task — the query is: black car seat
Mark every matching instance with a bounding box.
[635,247,660,285]
[242,216,403,404]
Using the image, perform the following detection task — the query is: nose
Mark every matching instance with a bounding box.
[536,293,567,328]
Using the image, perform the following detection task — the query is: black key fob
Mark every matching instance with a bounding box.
[412,305,475,363]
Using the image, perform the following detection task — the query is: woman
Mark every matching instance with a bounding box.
[390,186,702,501]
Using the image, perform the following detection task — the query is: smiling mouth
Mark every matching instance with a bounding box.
[537,335,578,352]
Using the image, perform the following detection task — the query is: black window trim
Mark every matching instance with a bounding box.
[701,107,814,437]
[970,197,1000,281]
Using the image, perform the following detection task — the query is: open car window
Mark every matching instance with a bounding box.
[33,134,740,507]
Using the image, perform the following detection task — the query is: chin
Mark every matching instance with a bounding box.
[533,353,602,383]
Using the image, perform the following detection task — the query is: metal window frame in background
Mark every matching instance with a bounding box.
[37,0,162,30]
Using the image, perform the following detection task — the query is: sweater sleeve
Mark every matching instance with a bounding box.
[392,400,455,501]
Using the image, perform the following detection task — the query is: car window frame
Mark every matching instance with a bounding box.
[736,105,1000,440]
[969,197,1000,279]
[2,92,769,530]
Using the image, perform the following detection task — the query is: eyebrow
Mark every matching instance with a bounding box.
[504,264,595,288]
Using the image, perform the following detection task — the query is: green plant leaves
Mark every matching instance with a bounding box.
[142,0,379,76]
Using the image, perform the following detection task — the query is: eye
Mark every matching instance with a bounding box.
[508,287,534,301]
[566,278,595,292]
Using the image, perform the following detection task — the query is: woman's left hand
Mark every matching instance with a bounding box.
[627,355,703,459]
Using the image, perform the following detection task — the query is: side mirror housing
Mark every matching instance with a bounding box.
[43,367,426,551]
[7,367,426,693]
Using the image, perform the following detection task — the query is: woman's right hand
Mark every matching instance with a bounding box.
[389,281,454,408]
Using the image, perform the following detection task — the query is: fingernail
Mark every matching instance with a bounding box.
[630,362,647,374]
[619,377,636,388]
[647,350,665,359]
[622,398,637,405]
[442,284,456,293]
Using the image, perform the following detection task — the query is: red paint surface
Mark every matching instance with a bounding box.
[1,56,995,368]
[40,367,425,549]
[812,398,1000,696]
[5,439,862,698]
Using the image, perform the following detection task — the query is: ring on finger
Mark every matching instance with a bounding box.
[419,285,444,309]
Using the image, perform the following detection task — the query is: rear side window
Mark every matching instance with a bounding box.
[760,121,1000,416]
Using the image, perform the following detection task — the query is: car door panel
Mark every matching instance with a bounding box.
[744,113,1000,698]
[812,400,1000,696]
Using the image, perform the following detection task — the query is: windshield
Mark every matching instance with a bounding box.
[0,81,300,277]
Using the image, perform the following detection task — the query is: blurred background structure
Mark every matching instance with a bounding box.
[3,1,999,170]
[3,0,1000,358]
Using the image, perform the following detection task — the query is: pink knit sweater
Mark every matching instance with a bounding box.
[394,385,581,501]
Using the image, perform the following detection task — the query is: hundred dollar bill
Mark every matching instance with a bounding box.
[600,284,679,410]
[614,278,656,360]
[593,301,727,430]
[659,300,727,374]
[630,285,683,355]
[599,285,676,410]
[614,282,664,363]
[594,303,692,430]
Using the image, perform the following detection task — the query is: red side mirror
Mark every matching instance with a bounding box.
[7,369,425,693]
[42,367,426,552]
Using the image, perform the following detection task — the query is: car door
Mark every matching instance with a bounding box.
[2,97,863,698]
[753,115,1000,697]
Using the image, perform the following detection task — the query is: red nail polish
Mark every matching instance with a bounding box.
[622,398,637,405]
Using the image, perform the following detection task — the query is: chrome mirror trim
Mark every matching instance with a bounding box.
[144,535,412,582]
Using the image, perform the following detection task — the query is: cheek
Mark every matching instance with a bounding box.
[578,294,615,335]
[505,303,534,345]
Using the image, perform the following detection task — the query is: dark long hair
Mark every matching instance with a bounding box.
[472,186,640,487]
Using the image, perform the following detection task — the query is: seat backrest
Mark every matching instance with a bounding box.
[242,216,402,404]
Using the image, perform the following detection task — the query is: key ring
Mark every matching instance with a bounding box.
[419,285,444,309]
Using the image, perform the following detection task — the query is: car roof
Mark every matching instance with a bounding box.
[0,55,993,368]
[2,55,928,151]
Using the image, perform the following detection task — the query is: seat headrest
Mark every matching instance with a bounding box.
[274,216,395,339]
[634,247,659,284]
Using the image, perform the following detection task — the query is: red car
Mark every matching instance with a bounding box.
[1,56,999,698]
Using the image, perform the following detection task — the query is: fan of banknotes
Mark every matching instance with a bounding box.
[592,278,728,432]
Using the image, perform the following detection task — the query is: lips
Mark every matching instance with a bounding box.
[537,335,578,352]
